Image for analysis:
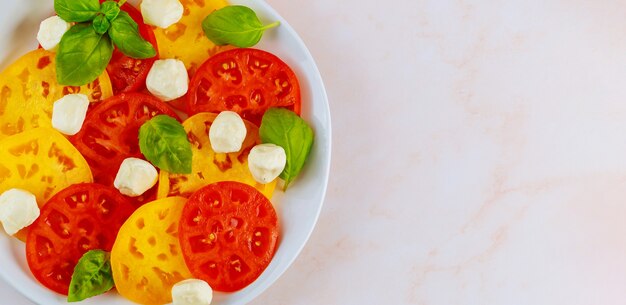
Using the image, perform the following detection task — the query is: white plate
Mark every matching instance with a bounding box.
[0,0,332,304]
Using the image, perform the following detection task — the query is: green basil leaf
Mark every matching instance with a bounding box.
[56,23,114,86]
[92,15,111,35]
[139,115,192,174]
[259,108,314,190]
[202,5,280,48]
[100,0,121,21]
[67,250,114,302]
[54,0,100,23]
[109,11,156,59]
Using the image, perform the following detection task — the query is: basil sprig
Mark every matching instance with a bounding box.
[139,115,193,174]
[202,5,280,48]
[57,24,114,86]
[67,250,114,302]
[54,0,156,86]
[259,108,314,190]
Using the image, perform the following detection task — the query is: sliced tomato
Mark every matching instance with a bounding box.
[0,128,93,241]
[111,197,192,305]
[157,112,276,199]
[70,93,179,204]
[0,49,113,140]
[153,0,231,76]
[26,183,135,295]
[178,181,280,292]
[187,48,301,126]
[102,0,158,94]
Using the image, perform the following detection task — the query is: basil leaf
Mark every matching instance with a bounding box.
[54,0,100,23]
[202,5,280,48]
[259,108,314,189]
[67,250,114,302]
[139,115,192,174]
[56,23,114,86]
[100,0,121,21]
[109,11,156,59]
[92,15,111,35]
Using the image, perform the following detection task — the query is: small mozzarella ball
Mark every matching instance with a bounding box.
[37,16,71,51]
[209,111,247,153]
[171,279,213,305]
[141,0,184,29]
[146,59,189,101]
[248,143,286,184]
[51,93,90,135]
[113,158,158,197]
[0,189,40,236]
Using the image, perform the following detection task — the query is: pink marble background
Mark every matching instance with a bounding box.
[5,0,626,304]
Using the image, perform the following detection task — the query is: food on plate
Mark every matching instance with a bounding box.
[178,181,279,292]
[171,278,213,305]
[146,58,189,101]
[141,0,184,29]
[208,111,247,153]
[51,93,90,136]
[0,127,93,212]
[67,249,115,302]
[55,0,157,87]
[69,92,179,188]
[113,157,159,197]
[37,16,71,51]
[0,189,40,236]
[0,0,320,302]
[187,48,301,126]
[156,112,276,199]
[139,114,193,174]
[0,48,112,140]
[202,5,280,48]
[26,183,135,295]
[247,143,287,184]
[153,0,230,76]
[104,0,160,94]
[111,196,192,305]
[259,107,314,190]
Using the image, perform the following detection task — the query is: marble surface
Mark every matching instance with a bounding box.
[5,0,626,304]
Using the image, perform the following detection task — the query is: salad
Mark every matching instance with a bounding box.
[0,0,315,304]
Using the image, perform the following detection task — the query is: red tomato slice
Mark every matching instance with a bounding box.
[178,181,280,292]
[102,0,159,94]
[187,48,301,126]
[26,183,135,295]
[70,93,180,204]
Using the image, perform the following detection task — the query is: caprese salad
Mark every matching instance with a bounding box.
[0,0,314,304]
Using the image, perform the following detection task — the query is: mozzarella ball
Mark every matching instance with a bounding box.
[209,111,247,153]
[51,93,90,135]
[248,143,286,184]
[113,158,158,197]
[171,279,213,305]
[141,0,184,29]
[0,189,40,236]
[37,16,71,51]
[146,59,189,101]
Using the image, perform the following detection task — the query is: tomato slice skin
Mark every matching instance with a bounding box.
[102,0,159,94]
[178,181,280,292]
[0,49,113,140]
[187,48,301,126]
[26,183,135,295]
[70,93,180,203]
[111,196,192,305]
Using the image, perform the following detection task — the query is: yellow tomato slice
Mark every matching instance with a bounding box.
[0,49,113,140]
[0,128,93,240]
[111,197,192,305]
[157,112,276,199]
[153,0,233,76]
